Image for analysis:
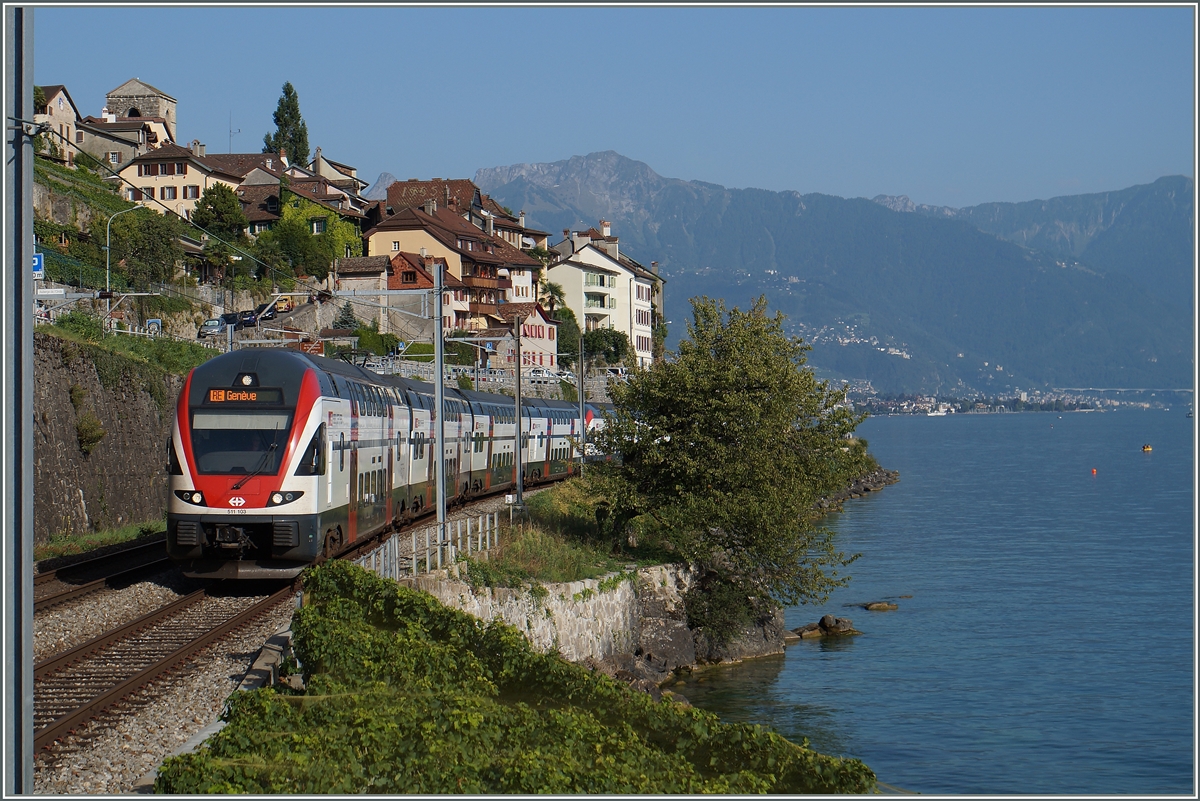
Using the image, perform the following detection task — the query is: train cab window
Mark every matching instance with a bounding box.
[295,423,326,475]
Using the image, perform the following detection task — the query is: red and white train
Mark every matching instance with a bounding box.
[167,349,608,579]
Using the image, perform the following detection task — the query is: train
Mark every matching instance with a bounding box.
[166,348,610,579]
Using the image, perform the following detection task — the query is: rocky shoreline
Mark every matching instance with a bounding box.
[814,466,900,514]
[590,465,900,702]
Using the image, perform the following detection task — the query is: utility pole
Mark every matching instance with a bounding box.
[5,6,36,792]
[434,263,446,550]
[513,314,524,510]
[578,331,586,475]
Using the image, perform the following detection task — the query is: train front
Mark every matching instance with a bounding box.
[167,351,326,579]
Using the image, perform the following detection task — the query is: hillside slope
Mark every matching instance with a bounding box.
[478,153,1192,393]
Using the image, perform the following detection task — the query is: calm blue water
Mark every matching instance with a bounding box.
[681,410,1194,795]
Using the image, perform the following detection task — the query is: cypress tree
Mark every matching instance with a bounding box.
[262,82,310,165]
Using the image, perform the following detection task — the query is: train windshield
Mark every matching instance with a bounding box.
[190,411,292,475]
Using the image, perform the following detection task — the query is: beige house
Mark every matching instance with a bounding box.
[34,84,82,167]
[362,202,540,330]
[549,222,664,367]
[116,141,240,219]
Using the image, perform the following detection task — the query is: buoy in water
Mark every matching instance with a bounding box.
[1142,444,1152,452]
[1091,468,1098,474]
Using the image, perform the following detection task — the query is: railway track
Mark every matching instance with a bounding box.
[33,584,293,752]
[35,539,172,613]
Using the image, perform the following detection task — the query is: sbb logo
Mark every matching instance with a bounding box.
[229,497,246,507]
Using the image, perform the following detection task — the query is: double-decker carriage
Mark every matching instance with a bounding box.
[167,349,605,579]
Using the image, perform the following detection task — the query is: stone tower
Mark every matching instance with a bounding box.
[105,78,177,141]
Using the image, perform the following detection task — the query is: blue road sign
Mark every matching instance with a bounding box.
[32,253,44,280]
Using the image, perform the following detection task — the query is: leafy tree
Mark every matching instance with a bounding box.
[583,327,629,366]
[552,306,581,369]
[191,183,251,282]
[262,81,310,165]
[589,296,872,641]
[191,183,248,241]
[103,209,185,287]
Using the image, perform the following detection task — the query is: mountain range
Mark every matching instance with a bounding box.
[476,152,1193,394]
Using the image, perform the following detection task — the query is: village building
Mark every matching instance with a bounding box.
[549,220,664,367]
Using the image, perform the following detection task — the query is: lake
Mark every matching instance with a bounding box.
[680,409,1194,794]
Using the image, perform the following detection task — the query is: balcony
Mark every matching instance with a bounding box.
[469,301,498,315]
[462,275,500,290]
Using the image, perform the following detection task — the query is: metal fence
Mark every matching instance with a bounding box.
[353,512,500,580]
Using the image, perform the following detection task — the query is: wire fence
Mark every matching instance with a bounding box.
[353,512,501,580]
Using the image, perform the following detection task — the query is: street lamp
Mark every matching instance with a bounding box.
[105,206,138,315]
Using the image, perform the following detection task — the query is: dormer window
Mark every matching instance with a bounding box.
[266,197,279,212]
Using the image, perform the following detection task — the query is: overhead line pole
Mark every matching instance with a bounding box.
[4,6,36,792]
[513,314,525,512]
[434,264,447,554]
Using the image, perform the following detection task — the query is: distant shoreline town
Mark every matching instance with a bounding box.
[847,389,1188,416]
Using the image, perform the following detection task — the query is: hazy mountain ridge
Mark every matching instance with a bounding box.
[476,152,1192,393]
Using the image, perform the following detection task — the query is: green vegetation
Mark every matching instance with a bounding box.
[460,523,625,590]
[583,326,630,366]
[590,296,873,641]
[44,315,217,417]
[74,409,106,455]
[35,520,165,562]
[262,81,310,165]
[154,561,875,794]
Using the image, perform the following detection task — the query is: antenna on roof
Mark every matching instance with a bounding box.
[228,111,240,154]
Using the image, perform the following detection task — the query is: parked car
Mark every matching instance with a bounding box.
[197,318,228,340]
[238,309,258,328]
[219,312,244,332]
[275,296,295,314]
[253,302,277,322]
[526,367,554,379]
[555,369,577,382]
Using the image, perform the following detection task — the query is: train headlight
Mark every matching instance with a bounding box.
[174,490,205,506]
[267,491,303,507]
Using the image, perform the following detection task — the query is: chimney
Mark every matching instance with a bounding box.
[190,139,200,156]
[279,147,288,167]
[651,261,659,274]
[519,210,525,228]
[600,219,611,237]
[445,184,451,205]
[420,247,427,258]
[102,106,115,123]
[487,214,494,236]
[423,199,437,215]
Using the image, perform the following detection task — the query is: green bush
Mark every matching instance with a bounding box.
[53,310,105,341]
[75,410,106,455]
[154,562,876,794]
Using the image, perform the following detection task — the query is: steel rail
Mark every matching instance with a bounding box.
[35,538,167,588]
[33,585,293,752]
[34,557,173,613]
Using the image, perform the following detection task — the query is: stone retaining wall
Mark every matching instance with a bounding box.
[407,564,693,664]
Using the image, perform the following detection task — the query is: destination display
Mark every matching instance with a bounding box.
[206,387,283,404]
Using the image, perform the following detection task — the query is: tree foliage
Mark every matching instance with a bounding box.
[191,183,247,241]
[105,208,185,287]
[552,306,581,368]
[333,301,358,330]
[583,327,630,366]
[589,296,873,638]
[262,81,310,165]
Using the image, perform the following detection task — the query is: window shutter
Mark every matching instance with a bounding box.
[179,162,187,176]
[115,152,122,164]
[137,164,143,177]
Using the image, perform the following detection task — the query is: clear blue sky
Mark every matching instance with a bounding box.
[34,5,1194,208]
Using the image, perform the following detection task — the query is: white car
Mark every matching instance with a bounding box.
[526,368,554,378]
